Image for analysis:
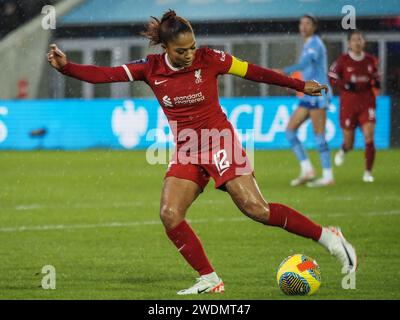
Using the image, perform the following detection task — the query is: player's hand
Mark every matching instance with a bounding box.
[303,80,329,96]
[47,44,67,71]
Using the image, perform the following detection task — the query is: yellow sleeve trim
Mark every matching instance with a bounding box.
[228,56,248,77]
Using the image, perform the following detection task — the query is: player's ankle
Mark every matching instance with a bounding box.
[300,159,313,174]
[317,227,336,250]
[322,168,333,181]
[201,271,220,283]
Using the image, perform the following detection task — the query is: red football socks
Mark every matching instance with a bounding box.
[166,205,323,274]
[166,220,214,276]
[267,203,322,241]
[365,141,375,171]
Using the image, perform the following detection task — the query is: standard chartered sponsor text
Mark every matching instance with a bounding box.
[174,92,205,105]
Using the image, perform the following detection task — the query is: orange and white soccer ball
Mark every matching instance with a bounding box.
[276,254,321,296]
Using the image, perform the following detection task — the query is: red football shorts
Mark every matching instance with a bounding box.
[340,105,376,130]
[165,121,254,191]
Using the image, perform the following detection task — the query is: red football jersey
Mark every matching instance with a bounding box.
[60,46,304,152]
[58,45,305,186]
[329,52,379,109]
[124,47,233,146]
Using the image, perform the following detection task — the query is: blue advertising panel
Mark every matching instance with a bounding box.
[0,96,391,150]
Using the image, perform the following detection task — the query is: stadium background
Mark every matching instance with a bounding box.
[0,0,400,300]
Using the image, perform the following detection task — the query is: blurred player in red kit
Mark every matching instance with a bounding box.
[48,10,357,294]
[329,30,380,182]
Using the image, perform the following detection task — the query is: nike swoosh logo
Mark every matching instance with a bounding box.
[197,287,208,294]
[341,241,355,268]
[155,80,168,85]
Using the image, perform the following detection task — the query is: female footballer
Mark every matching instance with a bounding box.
[47,10,356,295]
[329,30,380,182]
[278,14,334,187]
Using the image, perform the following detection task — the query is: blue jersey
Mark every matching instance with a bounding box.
[284,35,331,109]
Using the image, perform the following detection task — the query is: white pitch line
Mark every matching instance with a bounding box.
[7,194,399,212]
[9,200,226,211]
[325,195,400,202]
[14,204,44,211]
[366,210,400,216]
[12,202,151,211]
[311,210,400,217]
[0,217,248,233]
[0,209,399,233]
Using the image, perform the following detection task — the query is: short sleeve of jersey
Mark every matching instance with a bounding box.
[369,55,379,77]
[330,55,344,77]
[203,47,234,75]
[124,57,151,81]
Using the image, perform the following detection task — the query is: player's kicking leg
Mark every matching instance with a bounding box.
[285,107,316,186]
[160,176,224,295]
[225,175,357,272]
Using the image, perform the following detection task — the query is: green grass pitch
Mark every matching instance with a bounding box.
[0,149,399,299]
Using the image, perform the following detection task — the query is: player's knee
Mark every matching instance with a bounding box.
[160,204,184,230]
[285,129,298,145]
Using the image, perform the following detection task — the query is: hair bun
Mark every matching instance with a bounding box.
[161,9,177,23]
[142,10,193,46]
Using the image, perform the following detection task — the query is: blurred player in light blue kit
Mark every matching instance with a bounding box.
[279,14,334,187]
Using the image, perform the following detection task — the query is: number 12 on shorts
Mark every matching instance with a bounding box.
[213,149,230,176]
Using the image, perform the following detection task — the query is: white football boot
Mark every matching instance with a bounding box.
[363,171,374,183]
[290,170,316,187]
[334,149,345,166]
[321,226,358,273]
[177,274,224,295]
[306,177,335,188]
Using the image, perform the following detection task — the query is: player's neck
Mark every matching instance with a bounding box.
[304,34,314,44]
[348,50,365,61]
[165,53,184,71]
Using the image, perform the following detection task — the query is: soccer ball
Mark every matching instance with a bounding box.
[276,254,321,296]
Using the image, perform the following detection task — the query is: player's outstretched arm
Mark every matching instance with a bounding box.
[227,57,327,96]
[47,44,131,84]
